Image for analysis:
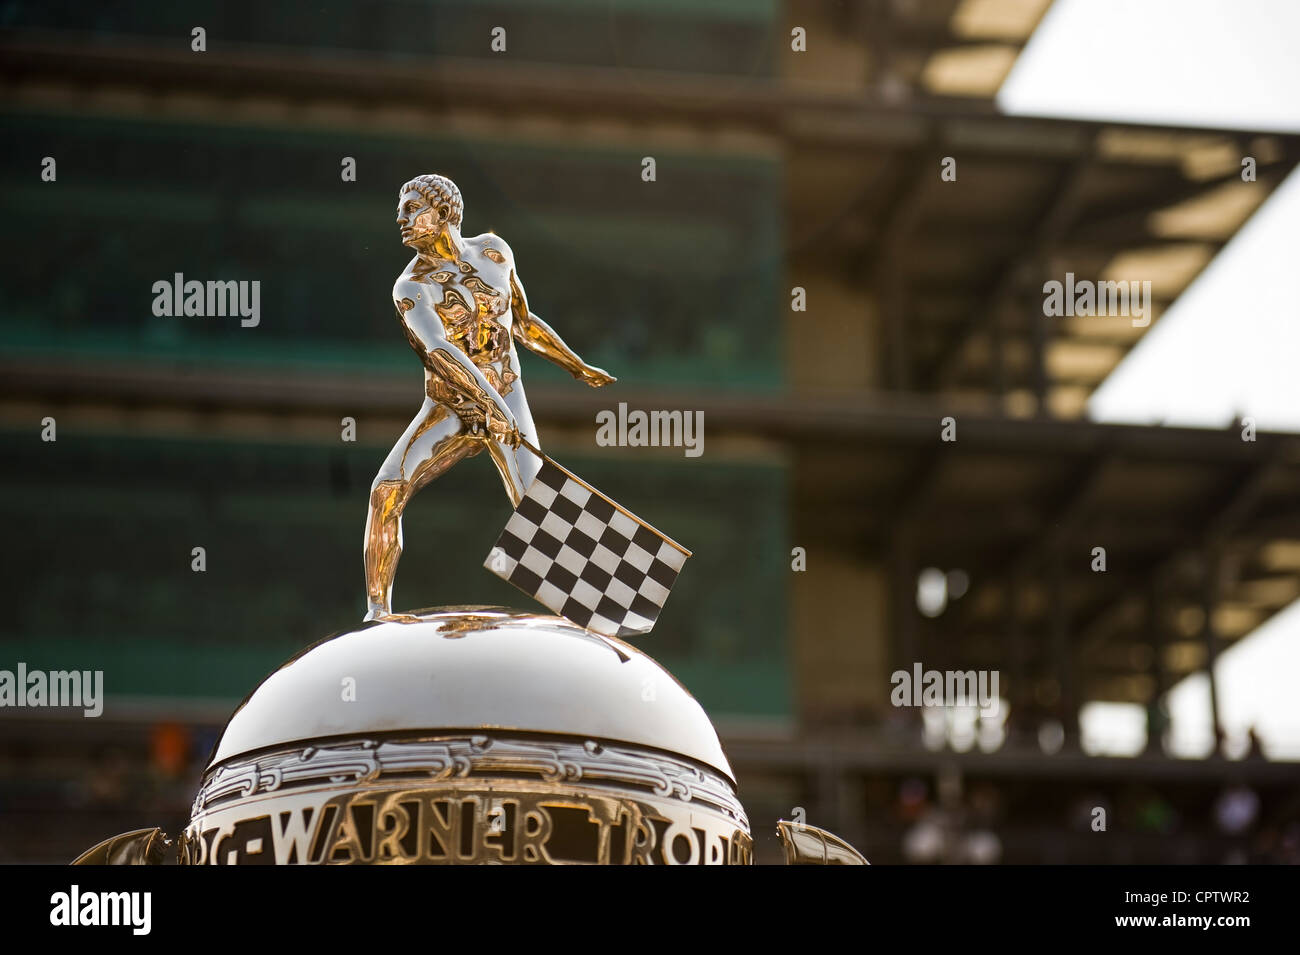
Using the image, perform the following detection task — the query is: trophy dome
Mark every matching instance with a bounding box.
[208,607,733,780]
[182,608,752,864]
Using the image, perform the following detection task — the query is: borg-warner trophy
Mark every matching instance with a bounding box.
[73,175,866,865]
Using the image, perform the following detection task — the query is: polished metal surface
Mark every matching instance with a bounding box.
[66,178,872,867]
[364,173,614,621]
[72,828,172,865]
[207,607,735,782]
[185,736,750,865]
[777,819,870,865]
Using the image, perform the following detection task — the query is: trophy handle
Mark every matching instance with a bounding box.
[776,820,870,865]
[71,827,174,865]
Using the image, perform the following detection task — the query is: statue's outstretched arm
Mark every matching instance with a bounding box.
[508,271,615,388]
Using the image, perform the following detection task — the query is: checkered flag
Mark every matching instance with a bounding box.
[484,452,690,639]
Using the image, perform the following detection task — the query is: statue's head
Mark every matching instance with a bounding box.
[396,174,464,252]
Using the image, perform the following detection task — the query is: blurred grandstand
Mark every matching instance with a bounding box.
[1,0,1297,864]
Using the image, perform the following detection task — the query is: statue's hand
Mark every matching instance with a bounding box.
[484,411,523,449]
[577,365,616,388]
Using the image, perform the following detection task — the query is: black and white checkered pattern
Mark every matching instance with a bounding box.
[484,458,689,638]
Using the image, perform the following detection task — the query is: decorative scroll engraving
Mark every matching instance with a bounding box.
[193,735,746,828]
[185,736,750,865]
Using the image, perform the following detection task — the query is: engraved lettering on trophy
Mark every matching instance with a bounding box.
[189,775,753,865]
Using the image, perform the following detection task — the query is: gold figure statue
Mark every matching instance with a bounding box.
[69,184,871,867]
[364,175,615,621]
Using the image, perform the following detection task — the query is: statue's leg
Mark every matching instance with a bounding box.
[487,380,542,507]
[364,400,480,620]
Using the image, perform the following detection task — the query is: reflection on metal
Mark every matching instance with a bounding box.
[69,601,762,865]
[183,736,750,865]
[66,183,779,866]
[777,820,870,865]
[192,736,744,817]
[72,827,173,865]
[364,174,615,621]
[204,609,735,780]
[179,609,752,864]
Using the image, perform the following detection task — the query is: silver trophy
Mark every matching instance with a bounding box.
[74,176,866,866]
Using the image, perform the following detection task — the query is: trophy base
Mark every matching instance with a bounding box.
[71,607,866,864]
[180,606,751,864]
